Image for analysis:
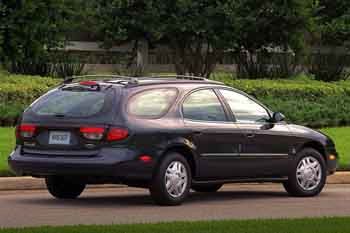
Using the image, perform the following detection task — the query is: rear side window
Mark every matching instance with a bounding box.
[128,88,178,118]
[31,89,106,118]
[182,89,227,122]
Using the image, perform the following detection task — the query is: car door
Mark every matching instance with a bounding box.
[182,88,244,180]
[218,88,292,178]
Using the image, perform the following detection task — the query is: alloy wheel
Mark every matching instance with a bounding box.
[296,156,322,191]
[164,161,188,198]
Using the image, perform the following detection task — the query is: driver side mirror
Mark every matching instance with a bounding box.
[272,112,285,123]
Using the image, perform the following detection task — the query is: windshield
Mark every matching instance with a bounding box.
[31,89,106,118]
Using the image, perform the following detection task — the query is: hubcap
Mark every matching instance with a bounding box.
[165,161,188,198]
[296,156,322,191]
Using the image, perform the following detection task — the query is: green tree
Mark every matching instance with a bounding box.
[0,0,78,75]
[93,0,313,78]
[309,0,350,81]
[315,0,350,46]
[94,0,240,77]
[234,0,314,79]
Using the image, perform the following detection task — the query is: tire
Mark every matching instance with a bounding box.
[283,148,327,197]
[150,152,191,206]
[192,184,222,193]
[45,176,86,199]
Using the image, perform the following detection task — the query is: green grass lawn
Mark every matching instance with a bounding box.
[0,127,349,175]
[0,127,15,176]
[1,218,350,233]
[321,127,350,169]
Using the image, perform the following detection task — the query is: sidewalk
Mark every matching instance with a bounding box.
[0,172,349,191]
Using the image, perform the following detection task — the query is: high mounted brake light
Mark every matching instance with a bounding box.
[79,81,98,86]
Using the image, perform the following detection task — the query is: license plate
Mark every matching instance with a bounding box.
[49,131,71,145]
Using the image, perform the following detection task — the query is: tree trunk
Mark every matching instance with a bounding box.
[170,38,221,78]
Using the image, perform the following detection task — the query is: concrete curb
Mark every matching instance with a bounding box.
[0,177,124,191]
[0,172,349,191]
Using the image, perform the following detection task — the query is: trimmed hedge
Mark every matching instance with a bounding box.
[0,74,59,125]
[213,75,350,128]
[0,73,350,128]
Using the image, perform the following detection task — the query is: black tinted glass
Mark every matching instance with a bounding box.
[128,88,178,118]
[31,89,106,117]
[183,89,227,122]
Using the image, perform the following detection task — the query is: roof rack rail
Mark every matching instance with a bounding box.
[62,74,222,86]
[148,75,206,81]
[63,75,138,84]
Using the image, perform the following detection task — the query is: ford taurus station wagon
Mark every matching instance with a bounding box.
[9,75,338,205]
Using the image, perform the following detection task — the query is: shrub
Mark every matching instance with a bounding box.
[1,73,350,128]
[0,74,58,125]
[212,74,350,128]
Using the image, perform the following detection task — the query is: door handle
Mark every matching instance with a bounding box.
[193,131,202,135]
[246,133,255,138]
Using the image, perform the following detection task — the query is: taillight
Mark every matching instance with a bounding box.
[80,127,105,140]
[17,124,36,138]
[107,128,129,141]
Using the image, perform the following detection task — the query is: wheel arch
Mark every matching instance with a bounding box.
[158,143,199,178]
[299,140,327,162]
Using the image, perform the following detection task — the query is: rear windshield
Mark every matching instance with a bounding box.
[31,89,107,118]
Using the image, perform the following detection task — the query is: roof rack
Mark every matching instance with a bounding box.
[147,75,206,81]
[63,75,138,84]
[63,74,222,86]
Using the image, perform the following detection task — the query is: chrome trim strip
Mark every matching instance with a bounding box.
[202,153,240,157]
[201,153,289,157]
[241,153,289,157]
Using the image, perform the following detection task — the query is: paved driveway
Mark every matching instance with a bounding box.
[1,184,350,228]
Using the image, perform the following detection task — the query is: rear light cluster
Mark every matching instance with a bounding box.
[107,128,129,141]
[79,127,129,141]
[16,124,129,142]
[80,127,105,140]
[16,124,36,138]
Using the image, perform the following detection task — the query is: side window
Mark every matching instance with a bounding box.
[128,88,178,118]
[219,89,270,123]
[183,89,227,122]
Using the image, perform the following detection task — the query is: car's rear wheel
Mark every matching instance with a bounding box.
[283,148,326,197]
[150,152,191,206]
[192,184,222,193]
[45,176,86,199]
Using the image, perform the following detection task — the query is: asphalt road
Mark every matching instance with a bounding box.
[1,183,350,228]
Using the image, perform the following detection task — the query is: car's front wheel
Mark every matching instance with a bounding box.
[45,176,86,199]
[283,148,326,197]
[150,152,191,206]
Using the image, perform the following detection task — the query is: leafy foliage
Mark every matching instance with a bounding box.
[93,0,313,78]
[233,0,313,79]
[314,0,350,46]
[0,0,79,75]
[309,0,350,81]
[1,74,350,128]
[93,0,239,77]
[213,74,350,127]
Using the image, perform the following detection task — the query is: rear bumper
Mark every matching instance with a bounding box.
[8,146,154,182]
